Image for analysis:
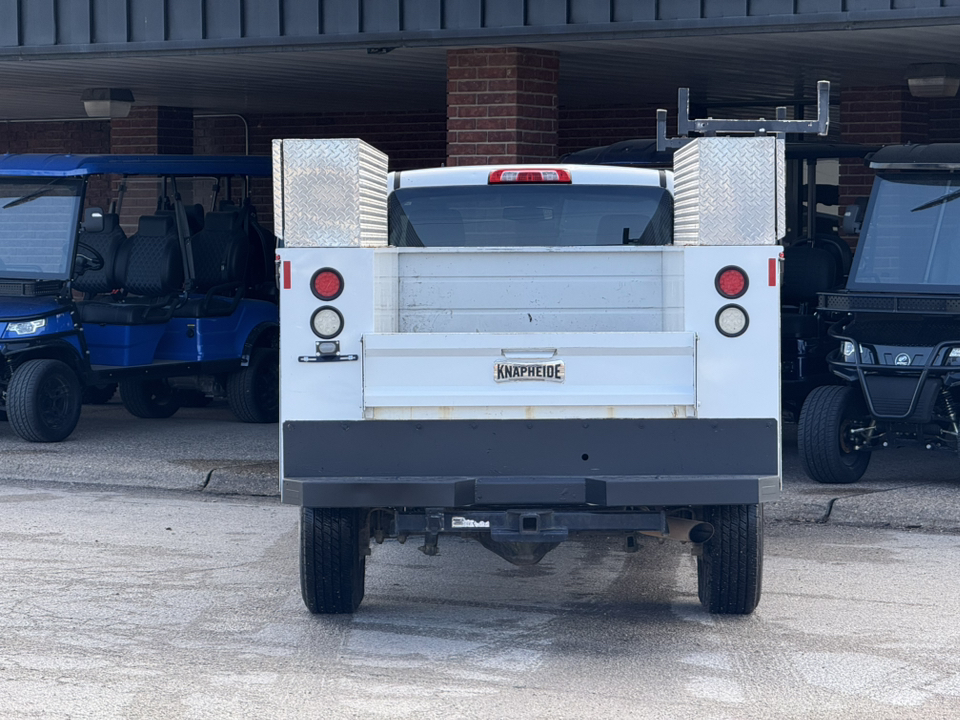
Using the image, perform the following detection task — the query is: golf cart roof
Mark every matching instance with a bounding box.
[0,154,272,177]
[869,144,960,170]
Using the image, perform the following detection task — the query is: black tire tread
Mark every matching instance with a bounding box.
[300,507,366,614]
[227,347,279,424]
[798,385,870,484]
[119,378,181,419]
[698,504,762,615]
[82,383,117,405]
[7,359,82,443]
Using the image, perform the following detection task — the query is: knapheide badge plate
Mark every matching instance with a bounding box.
[494,360,565,383]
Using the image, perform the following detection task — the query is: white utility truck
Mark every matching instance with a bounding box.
[274,85,830,615]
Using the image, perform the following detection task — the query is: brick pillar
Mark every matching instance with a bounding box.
[110,106,194,232]
[839,87,928,214]
[447,48,558,166]
[110,106,194,155]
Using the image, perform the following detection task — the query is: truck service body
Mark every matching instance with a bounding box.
[275,92,830,614]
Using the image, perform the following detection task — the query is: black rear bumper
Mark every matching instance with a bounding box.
[281,418,780,508]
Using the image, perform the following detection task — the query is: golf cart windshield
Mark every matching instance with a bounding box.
[849,173,960,292]
[0,177,83,280]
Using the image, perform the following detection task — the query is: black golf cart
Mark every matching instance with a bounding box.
[798,144,960,483]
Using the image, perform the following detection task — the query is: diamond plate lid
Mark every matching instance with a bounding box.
[673,137,785,246]
[272,138,388,248]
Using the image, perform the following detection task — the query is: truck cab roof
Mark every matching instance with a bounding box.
[389,163,671,192]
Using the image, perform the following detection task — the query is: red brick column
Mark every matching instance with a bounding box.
[110,106,194,155]
[109,106,194,230]
[447,48,558,166]
[839,87,928,214]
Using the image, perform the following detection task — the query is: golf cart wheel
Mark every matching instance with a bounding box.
[119,378,181,419]
[227,347,279,423]
[697,504,763,615]
[82,383,117,405]
[798,385,871,484]
[300,507,367,614]
[178,389,214,408]
[7,359,83,443]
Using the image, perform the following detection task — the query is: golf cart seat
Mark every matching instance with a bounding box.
[78,214,184,325]
[173,209,250,317]
[74,210,126,296]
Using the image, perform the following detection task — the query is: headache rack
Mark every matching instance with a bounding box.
[0,280,63,297]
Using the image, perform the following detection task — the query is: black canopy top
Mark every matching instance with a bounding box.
[869,144,960,170]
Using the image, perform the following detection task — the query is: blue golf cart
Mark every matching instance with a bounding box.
[0,154,279,442]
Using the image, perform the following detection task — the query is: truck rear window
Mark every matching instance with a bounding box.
[388,184,672,247]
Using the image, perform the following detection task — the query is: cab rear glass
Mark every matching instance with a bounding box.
[388,184,672,248]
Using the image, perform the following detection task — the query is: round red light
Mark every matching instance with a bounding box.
[311,268,343,300]
[716,267,748,299]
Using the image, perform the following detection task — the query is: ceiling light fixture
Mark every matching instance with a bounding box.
[906,63,960,98]
[81,88,135,118]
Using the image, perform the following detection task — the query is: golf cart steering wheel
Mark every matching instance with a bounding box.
[75,242,105,273]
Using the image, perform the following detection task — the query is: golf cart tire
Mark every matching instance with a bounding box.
[697,504,763,615]
[7,359,83,443]
[119,378,181,419]
[82,383,117,405]
[300,507,367,614]
[227,347,279,423]
[178,389,214,408]
[798,385,871,484]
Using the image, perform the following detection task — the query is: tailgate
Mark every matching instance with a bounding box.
[363,331,695,420]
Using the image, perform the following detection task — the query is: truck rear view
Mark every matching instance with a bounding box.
[275,128,793,616]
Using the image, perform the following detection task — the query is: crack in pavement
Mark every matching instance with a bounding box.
[816,480,945,524]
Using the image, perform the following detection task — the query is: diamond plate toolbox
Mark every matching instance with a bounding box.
[673,137,785,246]
[272,138,388,248]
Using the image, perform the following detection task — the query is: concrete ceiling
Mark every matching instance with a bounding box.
[0,22,959,121]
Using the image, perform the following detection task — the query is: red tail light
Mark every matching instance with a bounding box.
[488,168,572,184]
[311,268,344,301]
[715,266,748,299]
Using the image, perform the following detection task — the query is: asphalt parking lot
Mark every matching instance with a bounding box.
[1,398,958,533]
[4,400,960,719]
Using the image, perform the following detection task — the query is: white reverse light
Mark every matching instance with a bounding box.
[843,341,856,358]
[715,305,748,337]
[311,306,344,339]
[7,318,46,336]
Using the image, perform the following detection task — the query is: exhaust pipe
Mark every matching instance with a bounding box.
[640,517,714,544]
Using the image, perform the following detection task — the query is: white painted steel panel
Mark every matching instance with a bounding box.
[273,138,388,248]
[394,163,672,191]
[673,137,785,246]
[683,245,781,424]
[362,331,695,420]
[396,246,684,334]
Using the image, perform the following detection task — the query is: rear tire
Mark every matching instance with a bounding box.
[119,378,181,419]
[227,347,279,423]
[7,359,82,442]
[82,383,117,405]
[798,385,871,484]
[178,389,214,408]
[300,507,367,614]
[697,504,763,615]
